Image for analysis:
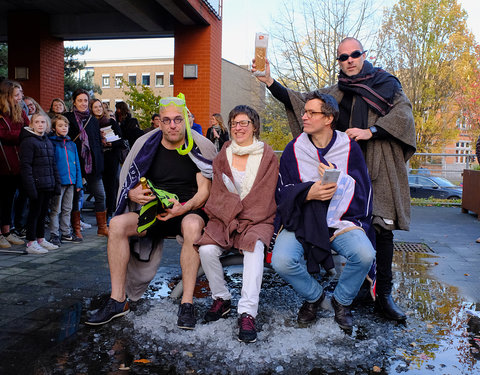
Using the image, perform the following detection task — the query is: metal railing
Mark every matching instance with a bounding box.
[408,152,478,184]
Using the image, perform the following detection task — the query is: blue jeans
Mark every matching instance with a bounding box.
[272,229,375,306]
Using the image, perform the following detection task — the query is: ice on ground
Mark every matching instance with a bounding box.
[130,272,418,375]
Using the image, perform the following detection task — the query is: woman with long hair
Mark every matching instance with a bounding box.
[64,89,107,238]
[206,113,229,152]
[90,98,123,221]
[115,101,143,149]
[0,80,29,249]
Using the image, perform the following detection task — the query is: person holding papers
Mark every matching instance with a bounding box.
[90,98,123,222]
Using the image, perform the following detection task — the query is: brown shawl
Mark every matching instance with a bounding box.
[197,141,279,252]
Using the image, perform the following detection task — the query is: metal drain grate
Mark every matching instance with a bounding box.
[393,242,434,253]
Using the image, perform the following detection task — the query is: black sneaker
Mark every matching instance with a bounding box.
[238,313,257,343]
[85,297,130,326]
[49,233,61,247]
[62,234,82,243]
[12,228,26,239]
[204,298,231,322]
[177,303,196,330]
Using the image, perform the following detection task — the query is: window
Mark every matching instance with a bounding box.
[128,74,136,85]
[155,73,164,87]
[102,75,110,88]
[142,73,150,86]
[115,74,123,88]
[455,141,471,164]
[169,73,174,86]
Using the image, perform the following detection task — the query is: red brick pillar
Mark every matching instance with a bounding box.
[7,12,64,110]
[174,10,222,134]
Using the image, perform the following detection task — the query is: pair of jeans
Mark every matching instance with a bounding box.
[272,229,375,306]
[199,240,265,318]
[72,175,106,213]
[49,184,74,236]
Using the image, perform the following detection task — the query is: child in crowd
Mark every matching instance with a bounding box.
[48,115,83,246]
[20,113,60,254]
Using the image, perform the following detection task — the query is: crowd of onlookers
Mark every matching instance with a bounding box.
[0,78,229,254]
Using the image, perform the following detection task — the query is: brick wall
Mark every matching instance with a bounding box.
[7,12,64,111]
[174,0,222,133]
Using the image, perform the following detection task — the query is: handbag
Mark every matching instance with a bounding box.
[119,140,130,164]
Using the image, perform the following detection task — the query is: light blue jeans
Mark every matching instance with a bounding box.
[272,229,375,306]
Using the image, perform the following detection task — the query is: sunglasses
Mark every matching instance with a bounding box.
[336,50,367,62]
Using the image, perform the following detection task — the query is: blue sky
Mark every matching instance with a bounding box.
[66,0,480,65]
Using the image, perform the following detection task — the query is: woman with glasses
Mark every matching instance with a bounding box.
[197,105,278,343]
[206,113,229,151]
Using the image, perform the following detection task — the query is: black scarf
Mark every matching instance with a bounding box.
[337,61,402,131]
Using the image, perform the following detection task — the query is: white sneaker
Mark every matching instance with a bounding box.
[27,241,48,254]
[0,235,11,248]
[80,220,92,230]
[5,233,25,245]
[38,239,59,250]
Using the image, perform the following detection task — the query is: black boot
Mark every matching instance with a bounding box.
[297,291,325,324]
[375,294,406,321]
[331,296,353,331]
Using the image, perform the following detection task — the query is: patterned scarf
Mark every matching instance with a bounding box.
[337,60,402,131]
[73,108,93,174]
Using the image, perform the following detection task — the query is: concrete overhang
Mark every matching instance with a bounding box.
[0,0,220,41]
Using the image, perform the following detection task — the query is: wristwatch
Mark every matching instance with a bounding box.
[369,126,378,138]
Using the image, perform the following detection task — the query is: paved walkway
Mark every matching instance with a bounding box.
[0,205,479,370]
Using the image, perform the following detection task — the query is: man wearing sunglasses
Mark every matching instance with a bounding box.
[253,37,416,323]
[85,95,217,329]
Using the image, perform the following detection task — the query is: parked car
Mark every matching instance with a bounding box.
[408,175,463,199]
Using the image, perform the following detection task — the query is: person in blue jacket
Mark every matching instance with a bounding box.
[48,114,83,246]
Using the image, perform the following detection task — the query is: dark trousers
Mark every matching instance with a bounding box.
[374,226,394,296]
[26,191,52,241]
[0,175,21,228]
[13,187,29,229]
[102,150,120,217]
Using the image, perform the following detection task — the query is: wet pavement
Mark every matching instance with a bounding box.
[0,206,479,374]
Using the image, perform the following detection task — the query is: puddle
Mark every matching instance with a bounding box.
[2,252,479,374]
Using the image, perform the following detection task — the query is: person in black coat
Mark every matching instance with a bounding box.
[115,101,144,149]
[20,113,60,253]
[65,89,107,239]
[90,98,123,221]
[206,113,229,152]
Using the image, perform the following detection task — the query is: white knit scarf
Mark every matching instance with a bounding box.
[226,138,264,200]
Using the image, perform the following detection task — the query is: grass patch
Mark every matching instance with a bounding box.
[411,197,461,207]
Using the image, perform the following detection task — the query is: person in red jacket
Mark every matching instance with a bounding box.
[0,80,29,250]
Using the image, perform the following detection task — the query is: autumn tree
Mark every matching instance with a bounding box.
[456,44,480,139]
[122,81,161,130]
[260,94,292,151]
[373,0,477,156]
[64,45,101,104]
[268,0,380,91]
[0,43,7,79]
[260,0,380,150]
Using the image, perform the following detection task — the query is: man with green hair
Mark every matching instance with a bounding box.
[85,94,216,329]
